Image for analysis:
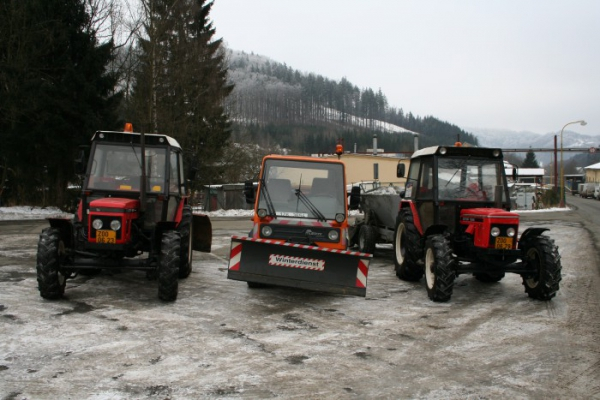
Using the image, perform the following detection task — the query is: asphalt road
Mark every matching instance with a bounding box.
[0,205,599,399]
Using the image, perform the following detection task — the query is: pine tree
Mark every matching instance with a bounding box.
[130,0,233,184]
[522,149,540,168]
[0,0,121,206]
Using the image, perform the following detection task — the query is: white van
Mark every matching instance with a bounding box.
[581,183,596,199]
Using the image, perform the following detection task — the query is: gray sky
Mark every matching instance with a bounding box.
[210,0,598,135]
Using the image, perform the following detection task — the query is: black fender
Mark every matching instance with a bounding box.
[424,224,449,238]
[47,217,75,248]
[518,227,550,250]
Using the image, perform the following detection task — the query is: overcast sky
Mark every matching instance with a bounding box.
[210,0,598,135]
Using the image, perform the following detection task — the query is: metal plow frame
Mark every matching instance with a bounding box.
[227,236,372,297]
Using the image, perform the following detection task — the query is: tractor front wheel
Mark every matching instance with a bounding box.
[36,228,68,299]
[521,235,562,300]
[424,234,455,302]
[393,210,423,281]
[178,205,193,279]
[158,230,181,301]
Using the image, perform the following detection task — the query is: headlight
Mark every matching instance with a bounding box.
[257,208,268,218]
[335,213,345,223]
[110,219,121,231]
[439,147,447,155]
[328,230,339,241]
[92,219,103,230]
[493,149,501,157]
[261,225,273,237]
[491,227,500,237]
[507,227,516,237]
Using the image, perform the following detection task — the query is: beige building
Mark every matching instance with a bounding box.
[316,153,410,188]
[584,162,600,183]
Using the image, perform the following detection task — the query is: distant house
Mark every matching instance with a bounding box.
[584,162,600,183]
[504,162,545,184]
[314,153,409,188]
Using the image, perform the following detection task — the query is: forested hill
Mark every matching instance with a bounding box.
[224,50,478,155]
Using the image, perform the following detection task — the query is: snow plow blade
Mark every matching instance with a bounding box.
[192,213,212,252]
[227,236,372,297]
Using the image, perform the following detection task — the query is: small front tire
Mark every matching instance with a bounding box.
[158,230,181,302]
[36,228,67,300]
[178,205,193,279]
[424,234,455,302]
[521,235,561,300]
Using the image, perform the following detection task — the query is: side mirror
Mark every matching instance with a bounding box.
[243,180,255,204]
[397,163,406,178]
[348,186,361,210]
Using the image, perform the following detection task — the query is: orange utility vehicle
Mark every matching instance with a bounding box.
[227,155,371,296]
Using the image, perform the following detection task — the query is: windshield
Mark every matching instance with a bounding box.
[86,143,168,193]
[257,159,345,220]
[437,157,506,202]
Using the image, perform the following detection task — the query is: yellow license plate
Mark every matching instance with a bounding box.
[96,230,116,244]
[495,237,513,249]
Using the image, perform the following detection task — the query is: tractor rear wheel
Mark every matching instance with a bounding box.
[393,210,423,281]
[424,234,455,302]
[178,205,193,278]
[358,224,376,254]
[36,228,67,299]
[521,235,562,300]
[158,230,180,301]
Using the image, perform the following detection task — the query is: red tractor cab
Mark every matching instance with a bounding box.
[394,145,561,302]
[36,125,211,301]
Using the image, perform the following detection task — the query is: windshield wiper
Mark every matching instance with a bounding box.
[259,178,277,218]
[295,189,326,222]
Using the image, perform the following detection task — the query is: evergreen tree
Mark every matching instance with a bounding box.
[0,0,121,206]
[522,149,540,168]
[130,0,233,184]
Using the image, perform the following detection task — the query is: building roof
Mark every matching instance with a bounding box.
[584,162,600,170]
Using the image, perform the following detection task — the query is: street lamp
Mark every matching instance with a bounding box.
[560,120,587,207]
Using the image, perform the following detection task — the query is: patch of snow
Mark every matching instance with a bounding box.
[0,204,569,221]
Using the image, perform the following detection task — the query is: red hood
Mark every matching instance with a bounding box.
[89,198,140,210]
[460,208,518,218]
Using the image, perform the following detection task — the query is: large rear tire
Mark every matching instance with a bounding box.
[358,224,376,254]
[158,230,180,302]
[36,228,67,299]
[393,210,423,281]
[424,234,455,302]
[521,235,561,300]
[178,205,193,278]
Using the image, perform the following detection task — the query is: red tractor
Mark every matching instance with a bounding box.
[394,145,561,302]
[36,124,211,301]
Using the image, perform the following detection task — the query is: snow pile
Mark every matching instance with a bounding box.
[0,206,256,221]
[365,186,400,195]
[197,208,254,217]
[0,206,69,221]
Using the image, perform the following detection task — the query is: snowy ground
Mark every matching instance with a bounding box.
[1,205,598,399]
